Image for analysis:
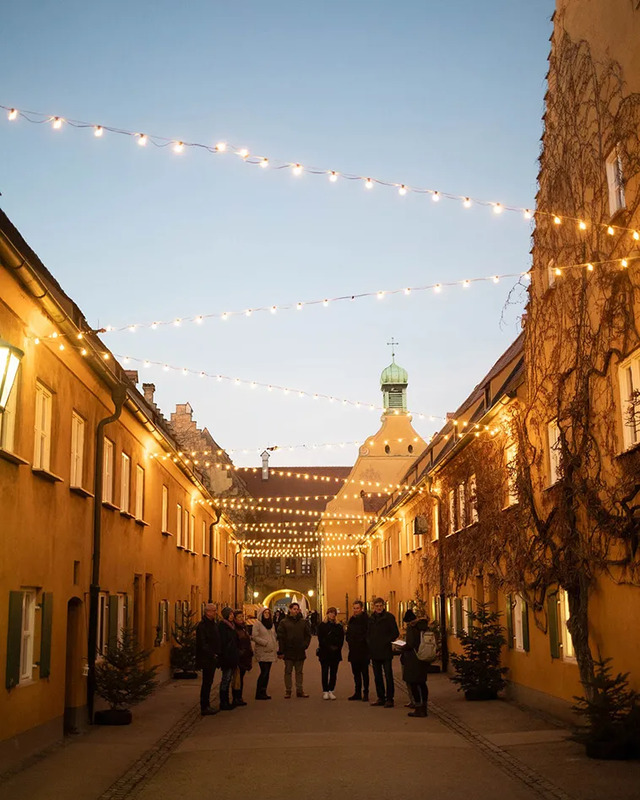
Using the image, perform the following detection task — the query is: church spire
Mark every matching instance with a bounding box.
[380,339,408,414]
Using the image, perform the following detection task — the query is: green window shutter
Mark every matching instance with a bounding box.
[108,595,119,651]
[6,591,23,689]
[455,598,463,637]
[506,594,514,649]
[522,601,530,652]
[547,593,560,658]
[466,598,474,632]
[40,592,54,679]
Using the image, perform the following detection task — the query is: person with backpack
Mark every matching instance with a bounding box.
[401,611,434,718]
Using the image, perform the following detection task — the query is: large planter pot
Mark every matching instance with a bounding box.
[464,687,499,701]
[173,671,198,680]
[94,709,133,726]
[585,739,638,761]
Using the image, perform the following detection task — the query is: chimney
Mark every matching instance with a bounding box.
[142,383,156,405]
[261,450,270,481]
[124,370,139,385]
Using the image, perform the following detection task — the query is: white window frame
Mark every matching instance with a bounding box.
[19,590,37,684]
[162,485,169,532]
[468,474,478,523]
[189,514,195,552]
[103,439,114,504]
[34,381,52,470]
[70,411,85,487]
[135,464,145,520]
[558,589,576,661]
[548,419,562,485]
[176,504,183,547]
[457,483,467,529]
[448,489,456,535]
[513,595,525,651]
[397,524,403,561]
[618,352,640,450]
[184,509,190,551]
[0,375,18,452]
[606,145,626,217]
[432,500,439,541]
[120,452,131,513]
[202,519,207,554]
[505,442,519,507]
[462,596,473,635]
[116,593,126,644]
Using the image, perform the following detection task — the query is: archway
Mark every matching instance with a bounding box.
[261,589,310,614]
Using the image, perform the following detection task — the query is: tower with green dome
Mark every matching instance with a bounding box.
[380,350,409,414]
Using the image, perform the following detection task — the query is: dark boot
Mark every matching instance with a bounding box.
[348,693,362,701]
[407,705,427,718]
[219,701,235,711]
[362,691,369,702]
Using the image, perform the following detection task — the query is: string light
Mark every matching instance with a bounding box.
[94,126,103,137]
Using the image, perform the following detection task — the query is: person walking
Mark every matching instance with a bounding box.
[232,610,253,706]
[195,603,221,716]
[346,600,370,701]
[252,607,278,699]
[218,607,239,710]
[367,597,399,708]
[273,609,283,632]
[317,607,344,700]
[276,602,311,698]
[401,613,431,718]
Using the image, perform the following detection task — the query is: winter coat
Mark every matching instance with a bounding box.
[235,622,253,672]
[401,619,431,683]
[317,620,345,664]
[367,610,400,661]
[195,615,221,670]
[277,613,312,661]
[346,612,370,663]
[252,609,278,663]
[218,619,239,669]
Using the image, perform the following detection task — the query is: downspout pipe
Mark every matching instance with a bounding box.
[357,546,368,609]
[234,544,243,609]
[208,509,221,603]
[87,384,127,722]
[427,476,448,673]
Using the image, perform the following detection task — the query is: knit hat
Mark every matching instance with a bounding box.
[403,609,417,623]
[221,606,234,620]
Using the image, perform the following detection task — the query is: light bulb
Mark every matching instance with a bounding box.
[138,133,147,146]
[633,231,639,241]
[524,209,533,219]
[296,302,303,311]
[607,226,614,235]
[8,108,17,120]
[553,216,561,225]
[81,348,87,356]
[270,306,277,314]
[365,178,373,190]
[128,325,136,333]
[463,197,472,208]
[434,284,442,293]
[59,343,65,351]
[173,318,181,326]
[221,312,228,321]
[260,158,269,168]
[621,259,628,268]
[587,263,594,272]
[579,220,586,230]
[463,280,470,288]
[292,163,303,176]
[323,299,329,307]
[52,117,63,129]
[103,353,110,360]
[554,267,562,276]
[398,185,407,196]
[144,360,151,368]
[173,141,184,153]
[238,148,249,158]
[432,192,440,202]
[492,275,500,283]
[94,126,103,137]
[377,291,385,300]
[329,171,338,182]
[245,309,252,316]
[195,315,203,324]
[215,142,227,152]
[404,287,411,295]
[493,203,503,214]
[151,322,158,330]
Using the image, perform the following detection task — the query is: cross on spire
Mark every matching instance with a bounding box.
[387,337,399,361]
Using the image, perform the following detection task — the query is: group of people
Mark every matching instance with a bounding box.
[195,597,431,718]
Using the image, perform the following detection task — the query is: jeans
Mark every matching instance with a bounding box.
[371,658,394,701]
[200,665,216,710]
[350,660,370,695]
[284,659,305,693]
[408,680,428,707]
[321,661,339,692]
[256,662,272,696]
[219,667,234,705]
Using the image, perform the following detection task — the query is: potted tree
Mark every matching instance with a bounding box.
[572,657,640,760]
[451,601,508,700]
[170,607,199,679]
[94,628,159,725]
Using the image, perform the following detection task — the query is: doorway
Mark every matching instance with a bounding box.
[64,597,86,734]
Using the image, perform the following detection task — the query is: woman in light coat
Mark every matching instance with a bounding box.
[251,607,278,699]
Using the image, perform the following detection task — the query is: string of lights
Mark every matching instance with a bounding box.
[4,104,640,241]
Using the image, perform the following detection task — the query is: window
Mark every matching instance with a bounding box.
[19,590,36,683]
[547,258,557,289]
[618,351,640,450]
[159,600,169,644]
[397,524,403,560]
[462,596,473,635]
[513,595,525,651]
[606,145,626,217]
[457,483,467,529]
[448,489,456,535]
[272,558,282,576]
[432,500,439,540]
[116,594,127,644]
[301,557,312,575]
[548,420,562,484]
[505,442,519,506]
[70,412,85,486]
[190,514,195,552]
[176,504,183,547]
[97,592,109,655]
[0,375,18,452]
[103,439,114,503]
[184,508,190,550]
[135,465,145,520]
[34,381,52,470]
[162,485,169,531]
[468,474,478,523]
[202,519,207,554]
[558,589,576,660]
[120,453,131,513]
[285,557,297,575]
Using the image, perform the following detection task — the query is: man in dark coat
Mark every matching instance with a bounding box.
[277,602,312,698]
[346,600,370,701]
[196,603,221,715]
[367,597,399,707]
[218,607,240,710]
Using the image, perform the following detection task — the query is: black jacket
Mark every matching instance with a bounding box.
[401,619,431,683]
[218,620,240,669]
[317,620,345,664]
[346,612,370,662]
[195,615,221,670]
[277,614,312,661]
[367,610,400,661]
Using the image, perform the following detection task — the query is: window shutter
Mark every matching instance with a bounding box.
[6,591,23,689]
[156,602,163,646]
[108,595,119,651]
[123,594,130,630]
[522,600,530,652]
[455,598,463,636]
[547,593,560,658]
[506,594,514,649]
[40,592,54,678]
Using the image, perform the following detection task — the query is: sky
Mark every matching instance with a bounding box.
[0,0,555,467]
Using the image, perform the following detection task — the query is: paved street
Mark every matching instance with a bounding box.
[4,648,639,800]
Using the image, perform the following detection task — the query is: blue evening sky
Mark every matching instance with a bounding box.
[0,0,554,466]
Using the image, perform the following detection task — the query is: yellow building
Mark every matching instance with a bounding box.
[0,210,242,770]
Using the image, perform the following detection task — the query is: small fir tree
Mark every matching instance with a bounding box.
[451,601,508,700]
[170,607,198,675]
[572,657,640,759]
[95,628,159,711]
